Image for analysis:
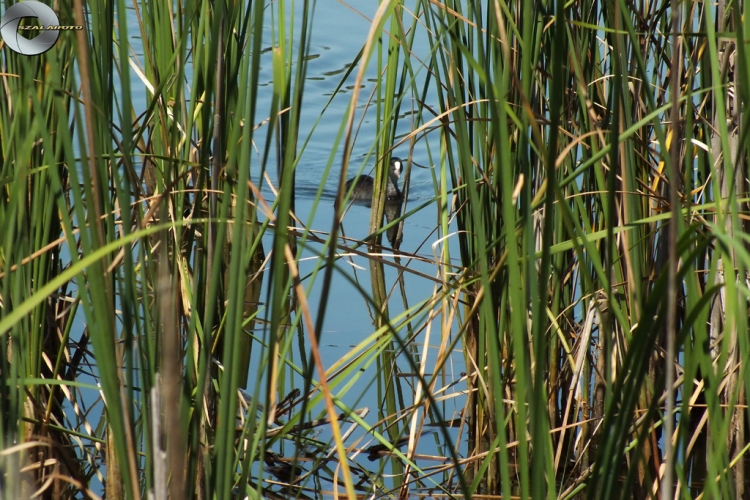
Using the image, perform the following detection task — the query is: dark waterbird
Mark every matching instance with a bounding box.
[345,157,404,201]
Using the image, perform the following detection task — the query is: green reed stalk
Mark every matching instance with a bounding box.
[2,1,749,498]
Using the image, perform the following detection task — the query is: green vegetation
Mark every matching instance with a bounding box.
[1,0,748,498]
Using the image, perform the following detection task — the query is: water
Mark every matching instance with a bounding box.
[236,1,469,492]
[52,1,468,496]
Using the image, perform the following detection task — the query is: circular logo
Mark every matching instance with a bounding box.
[1,1,60,55]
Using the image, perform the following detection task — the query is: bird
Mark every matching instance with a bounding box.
[345,157,404,201]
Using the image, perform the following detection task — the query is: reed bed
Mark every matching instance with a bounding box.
[1,0,748,498]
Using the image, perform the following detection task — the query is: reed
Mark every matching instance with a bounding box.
[0,0,747,498]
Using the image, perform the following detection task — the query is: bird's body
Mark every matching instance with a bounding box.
[346,157,404,201]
